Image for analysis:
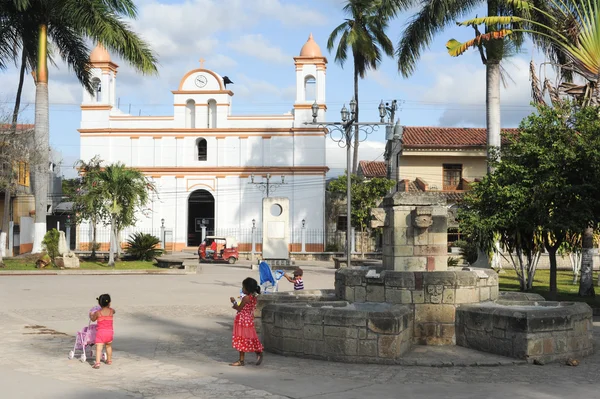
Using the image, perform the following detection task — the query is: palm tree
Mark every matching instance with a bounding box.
[6,0,158,253]
[74,156,104,260]
[327,0,396,174]
[396,0,526,173]
[452,0,600,296]
[95,163,155,267]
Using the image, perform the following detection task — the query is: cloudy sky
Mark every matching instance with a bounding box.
[0,0,544,177]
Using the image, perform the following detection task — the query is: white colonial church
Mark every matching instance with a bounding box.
[78,35,329,251]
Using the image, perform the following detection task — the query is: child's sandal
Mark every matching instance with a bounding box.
[92,362,101,369]
[105,360,112,365]
[229,360,244,366]
[256,353,263,366]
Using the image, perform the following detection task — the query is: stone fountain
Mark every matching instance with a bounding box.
[258,192,594,364]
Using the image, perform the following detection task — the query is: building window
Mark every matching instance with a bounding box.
[197,138,207,161]
[304,75,316,102]
[336,215,347,231]
[443,164,462,190]
[92,78,101,102]
[207,99,217,128]
[447,228,462,250]
[17,161,29,187]
[185,99,195,128]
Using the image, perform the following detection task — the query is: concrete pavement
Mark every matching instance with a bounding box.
[1,263,599,398]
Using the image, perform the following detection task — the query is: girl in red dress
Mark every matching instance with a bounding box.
[229,277,263,366]
[89,293,115,369]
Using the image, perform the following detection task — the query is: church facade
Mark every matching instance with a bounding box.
[78,35,329,252]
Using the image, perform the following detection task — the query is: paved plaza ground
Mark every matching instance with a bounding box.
[1,263,599,398]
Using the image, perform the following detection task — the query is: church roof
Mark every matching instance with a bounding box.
[358,161,387,178]
[299,33,323,57]
[402,127,519,149]
[90,44,111,63]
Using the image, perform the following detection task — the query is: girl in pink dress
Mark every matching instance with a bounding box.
[89,294,115,369]
[229,278,263,366]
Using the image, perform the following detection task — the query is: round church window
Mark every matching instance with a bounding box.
[270,204,283,217]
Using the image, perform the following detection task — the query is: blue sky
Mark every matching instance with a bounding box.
[0,0,542,177]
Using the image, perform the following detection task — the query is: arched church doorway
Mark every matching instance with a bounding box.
[187,189,215,247]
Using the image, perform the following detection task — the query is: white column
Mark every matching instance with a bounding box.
[262,138,271,166]
[154,137,161,167]
[131,138,139,167]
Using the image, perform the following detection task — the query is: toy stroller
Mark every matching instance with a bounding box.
[258,261,285,294]
[68,306,107,363]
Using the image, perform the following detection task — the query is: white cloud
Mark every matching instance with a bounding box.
[253,0,328,26]
[406,51,548,127]
[232,73,295,104]
[326,139,386,177]
[227,34,290,65]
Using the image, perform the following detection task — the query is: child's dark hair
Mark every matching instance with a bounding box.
[97,294,111,308]
[293,268,303,277]
[243,277,261,295]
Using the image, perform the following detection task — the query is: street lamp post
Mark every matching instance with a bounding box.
[249,173,286,197]
[306,99,401,263]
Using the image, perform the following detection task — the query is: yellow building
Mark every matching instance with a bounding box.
[390,126,518,246]
[0,124,36,254]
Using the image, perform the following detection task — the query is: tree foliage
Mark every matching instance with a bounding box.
[328,173,395,232]
[42,228,59,264]
[73,159,156,266]
[73,156,105,259]
[94,162,156,267]
[327,0,396,173]
[460,103,600,292]
[125,232,163,261]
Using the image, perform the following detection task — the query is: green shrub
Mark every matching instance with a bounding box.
[125,232,163,261]
[448,257,460,267]
[42,229,60,264]
[454,239,479,265]
[326,243,340,252]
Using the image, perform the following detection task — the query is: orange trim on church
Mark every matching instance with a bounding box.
[177,68,226,90]
[81,105,113,110]
[172,90,234,96]
[294,103,327,111]
[136,166,329,176]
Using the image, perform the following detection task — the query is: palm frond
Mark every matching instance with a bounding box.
[458,16,524,26]
[529,59,546,105]
[46,23,93,92]
[55,0,158,75]
[446,30,513,57]
[396,0,483,77]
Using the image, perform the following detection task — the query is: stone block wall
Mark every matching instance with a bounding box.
[380,192,448,271]
[255,289,336,335]
[335,268,499,345]
[456,302,594,363]
[261,302,413,364]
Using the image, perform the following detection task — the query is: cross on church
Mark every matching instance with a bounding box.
[199,58,205,68]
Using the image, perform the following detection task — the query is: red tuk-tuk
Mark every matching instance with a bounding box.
[198,236,239,264]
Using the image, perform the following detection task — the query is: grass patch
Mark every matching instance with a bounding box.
[498,269,600,308]
[0,257,158,270]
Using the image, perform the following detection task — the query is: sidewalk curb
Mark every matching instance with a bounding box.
[0,265,200,276]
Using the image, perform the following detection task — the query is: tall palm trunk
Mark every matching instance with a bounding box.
[108,215,117,267]
[579,226,595,296]
[485,0,503,173]
[352,61,359,174]
[11,49,27,128]
[32,24,50,254]
[486,61,501,172]
[2,49,29,260]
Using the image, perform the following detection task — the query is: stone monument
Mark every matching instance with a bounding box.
[56,230,80,269]
[259,190,594,364]
[381,192,447,271]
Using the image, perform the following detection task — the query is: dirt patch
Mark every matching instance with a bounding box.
[23,324,69,336]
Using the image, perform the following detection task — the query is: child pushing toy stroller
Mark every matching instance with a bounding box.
[68,305,107,363]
